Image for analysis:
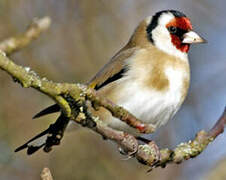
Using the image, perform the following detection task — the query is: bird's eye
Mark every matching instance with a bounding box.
[168,26,177,34]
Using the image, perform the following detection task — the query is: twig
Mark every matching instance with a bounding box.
[85,87,156,133]
[0,17,51,55]
[41,167,53,180]
[208,107,226,138]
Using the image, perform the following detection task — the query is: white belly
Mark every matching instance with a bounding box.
[105,66,189,134]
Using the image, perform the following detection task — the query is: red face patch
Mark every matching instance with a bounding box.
[167,17,192,30]
[170,35,190,52]
[166,17,193,53]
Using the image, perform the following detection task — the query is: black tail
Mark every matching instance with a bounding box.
[15,114,70,155]
[33,104,60,119]
[15,128,49,155]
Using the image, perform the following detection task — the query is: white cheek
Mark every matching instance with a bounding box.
[152,26,188,61]
[151,13,188,61]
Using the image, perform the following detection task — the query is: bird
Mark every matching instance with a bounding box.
[15,10,206,154]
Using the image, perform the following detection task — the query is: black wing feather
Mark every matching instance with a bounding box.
[14,128,49,153]
[94,67,128,90]
[32,104,60,119]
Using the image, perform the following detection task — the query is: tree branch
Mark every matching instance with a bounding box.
[41,168,53,180]
[0,16,51,55]
[0,17,225,170]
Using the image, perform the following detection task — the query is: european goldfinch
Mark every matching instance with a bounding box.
[15,10,206,154]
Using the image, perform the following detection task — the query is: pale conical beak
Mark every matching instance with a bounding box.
[182,31,207,44]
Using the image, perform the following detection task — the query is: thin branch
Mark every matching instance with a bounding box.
[0,17,51,55]
[41,168,53,180]
[208,108,226,138]
[0,17,225,170]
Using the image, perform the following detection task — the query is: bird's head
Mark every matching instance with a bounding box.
[130,10,206,60]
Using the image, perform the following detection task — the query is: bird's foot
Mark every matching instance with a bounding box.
[136,136,161,168]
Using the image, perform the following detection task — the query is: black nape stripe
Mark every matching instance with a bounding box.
[169,10,186,18]
[95,68,128,90]
[146,10,187,43]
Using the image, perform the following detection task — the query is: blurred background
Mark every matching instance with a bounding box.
[0,0,225,179]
